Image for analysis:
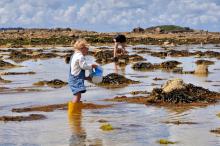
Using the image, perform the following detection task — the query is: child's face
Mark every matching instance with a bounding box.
[81,46,89,55]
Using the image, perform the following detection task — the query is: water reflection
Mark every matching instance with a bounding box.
[114,63,126,75]
[68,102,86,146]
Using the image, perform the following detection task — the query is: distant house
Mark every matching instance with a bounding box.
[132,27,145,33]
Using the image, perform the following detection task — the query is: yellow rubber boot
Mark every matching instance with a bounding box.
[68,101,83,115]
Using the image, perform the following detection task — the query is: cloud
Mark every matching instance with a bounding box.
[0,0,219,31]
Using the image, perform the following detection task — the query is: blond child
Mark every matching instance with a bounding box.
[68,39,97,103]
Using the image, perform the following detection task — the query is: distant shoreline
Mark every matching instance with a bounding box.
[0,28,220,48]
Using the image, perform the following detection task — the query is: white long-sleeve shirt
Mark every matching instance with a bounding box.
[70,51,92,76]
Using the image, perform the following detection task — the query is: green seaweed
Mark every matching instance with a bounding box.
[157,139,177,144]
[100,123,114,131]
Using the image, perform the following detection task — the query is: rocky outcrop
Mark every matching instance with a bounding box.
[33,79,68,88]
[98,73,140,88]
[132,61,181,71]
[148,79,219,104]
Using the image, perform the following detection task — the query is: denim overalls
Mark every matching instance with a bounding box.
[68,56,86,95]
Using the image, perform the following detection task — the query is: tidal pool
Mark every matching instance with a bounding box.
[0,44,220,146]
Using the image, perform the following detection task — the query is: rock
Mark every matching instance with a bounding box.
[98,73,139,88]
[195,64,208,74]
[162,78,186,93]
[94,50,113,64]
[94,48,145,65]
[105,79,220,106]
[210,128,220,134]
[9,50,32,62]
[0,60,17,69]
[0,114,46,122]
[132,62,155,70]
[162,121,198,125]
[159,60,181,70]
[33,53,58,59]
[0,71,35,75]
[149,79,219,104]
[0,76,12,83]
[129,54,146,62]
[33,79,68,88]
[132,61,181,71]
[195,60,214,65]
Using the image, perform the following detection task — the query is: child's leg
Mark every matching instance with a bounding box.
[114,42,119,58]
[72,92,81,103]
[121,43,127,55]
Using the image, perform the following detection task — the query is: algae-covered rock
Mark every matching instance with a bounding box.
[100,124,114,131]
[33,79,68,88]
[130,90,150,95]
[46,79,68,88]
[94,49,145,65]
[9,50,33,62]
[0,60,17,69]
[94,50,113,64]
[0,114,46,122]
[98,119,108,123]
[195,60,214,65]
[162,120,198,125]
[132,62,155,70]
[148,79,219,104]
[210,128,220,134]
[105,79,220,106]
[132,61,181,71]
[0,76,12,83]
[33,53,59,59]
[98,73,139,88]
[128,54,146,62]
[0,71,35,75]
[159,60,181,70]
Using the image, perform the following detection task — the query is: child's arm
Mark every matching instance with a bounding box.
[79,56,97,70]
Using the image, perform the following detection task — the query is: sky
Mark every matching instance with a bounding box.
[0,0,220,32]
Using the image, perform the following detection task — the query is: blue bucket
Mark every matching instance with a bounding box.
[90,66,103,83]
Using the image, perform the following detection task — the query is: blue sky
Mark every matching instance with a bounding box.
[0,0,220,32]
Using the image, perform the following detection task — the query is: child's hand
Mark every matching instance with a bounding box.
[85,76,92,81]
[92,64,98,68]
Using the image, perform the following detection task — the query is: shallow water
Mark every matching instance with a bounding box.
[0,44,220,146]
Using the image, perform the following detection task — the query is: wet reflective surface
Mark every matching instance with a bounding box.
[1,44,220,146]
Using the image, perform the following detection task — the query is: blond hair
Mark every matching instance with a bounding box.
[72,39,89,51]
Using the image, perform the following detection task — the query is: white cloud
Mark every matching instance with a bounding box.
[0,0,219,31]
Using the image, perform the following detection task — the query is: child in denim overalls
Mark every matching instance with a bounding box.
[68,39,97,105]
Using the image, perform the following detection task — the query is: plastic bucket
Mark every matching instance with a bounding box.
[90,66,103,83]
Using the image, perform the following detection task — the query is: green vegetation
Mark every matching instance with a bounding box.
[217,113,220,118]
[100,123,114,131]
[157,139,177,144]
[146,25,193,32]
